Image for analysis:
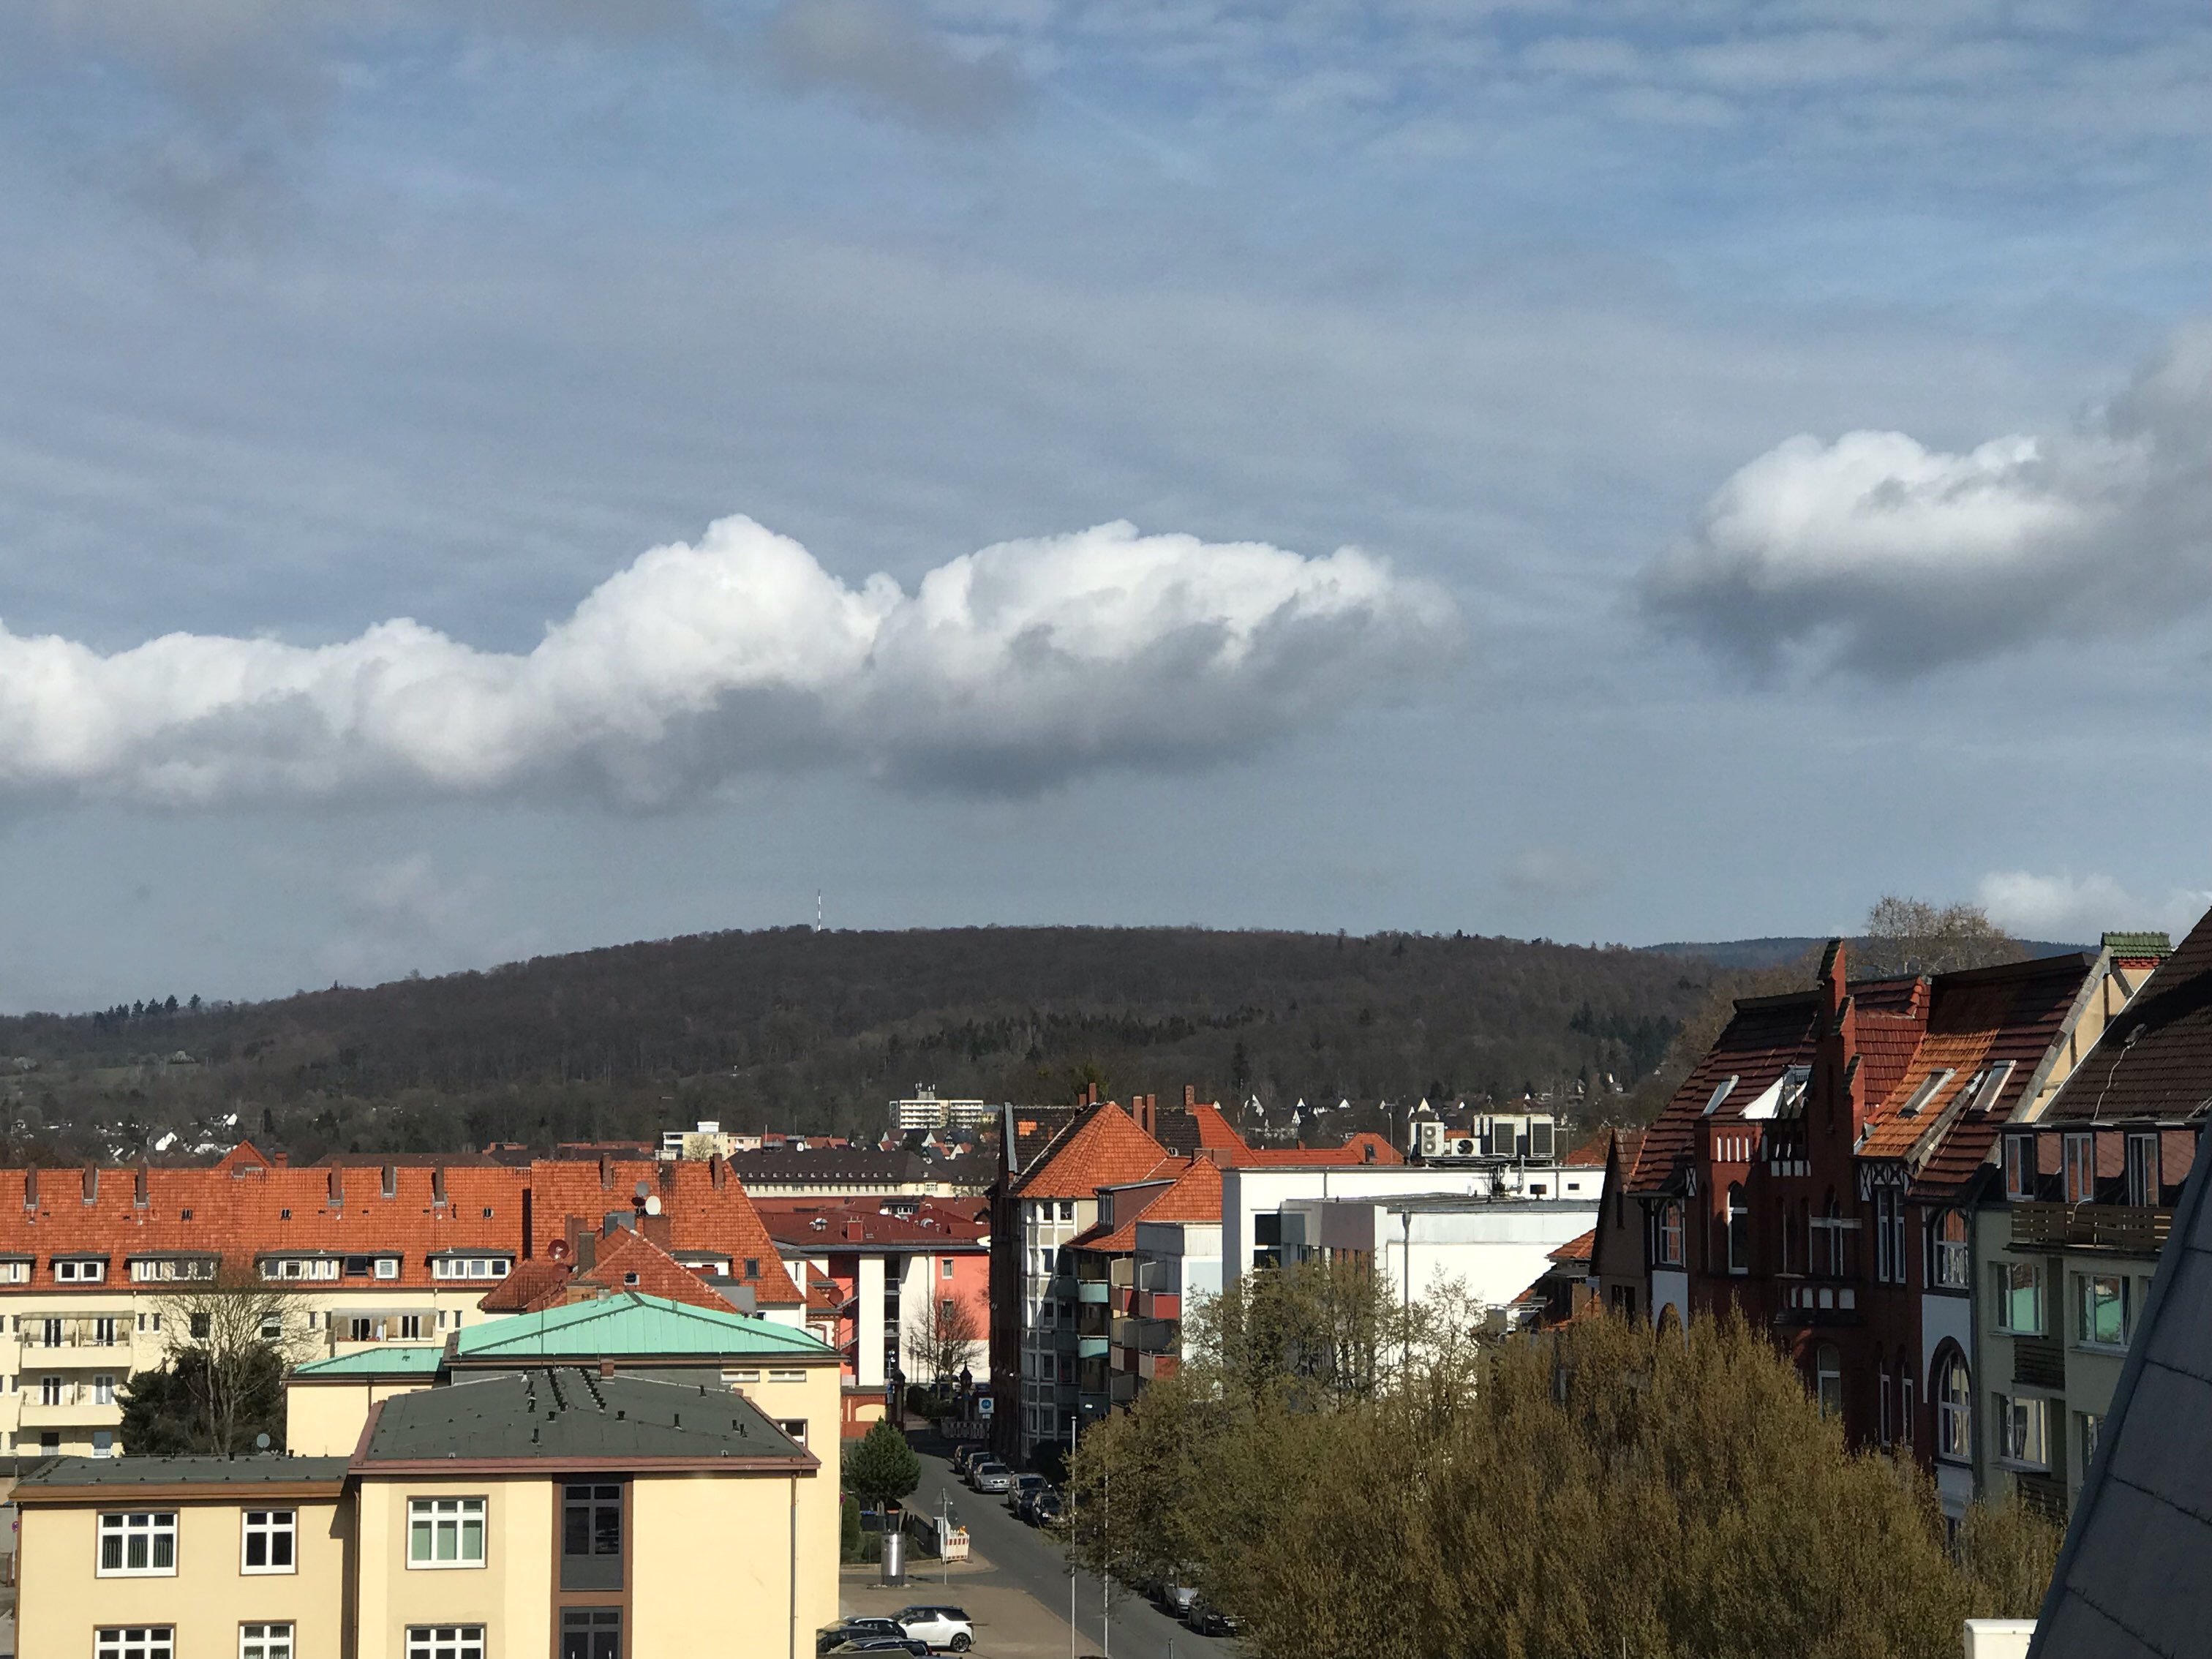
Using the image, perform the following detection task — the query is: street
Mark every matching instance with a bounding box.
[898,1443,1231,1659]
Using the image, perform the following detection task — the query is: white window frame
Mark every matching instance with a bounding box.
[2077,1273,2132,1351]
[97,1511,178,1577]
[241,1508,297,1575]
[1995,1393,2050,1470]
[1930,1210,1970,1290]
[1936,1355,1971,1462]
[55,1258,105,1284]
[2004,1135,2036,1201]
[0,1260,23,1284]
[2064,1132,2096,1205]
[1992,1261,2043,1334]
[1656,1201,1684,1268]
[407,1496,486,1568]
[95,1629,174,1659]
[403,1628,486,1659]
[374,1257,401,1280]
[40,1374,63,1407]
[2125,1132,2159,1207]
[94,1373,116,1406]
[240,1623,294,1659]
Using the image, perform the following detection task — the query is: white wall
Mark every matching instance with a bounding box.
[1289,1197,1598,1315]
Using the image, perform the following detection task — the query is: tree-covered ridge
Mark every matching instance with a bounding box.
[0,926,1717,1162]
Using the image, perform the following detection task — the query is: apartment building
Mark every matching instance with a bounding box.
[1605,936,2157,1519]
[889,1091,989,1133]
[754,1195,990,1433]
[1972,925,2202,1519]
[0,1144,802,1456]
[18,1356,836,1659]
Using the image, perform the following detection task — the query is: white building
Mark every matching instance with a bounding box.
[892,1089,988,1132]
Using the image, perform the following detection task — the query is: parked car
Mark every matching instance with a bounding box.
[818,1620,908,1655]
[1029,1491,1063,1527]
[1007,1472,1046,1510]
[949,1444,985,1478]
[969,1460,1013,1494]
[893,1605,975,1652]
[1154,1581,1200,1618]
[1187,1598,1241,1638]
[824,1640,929,1656]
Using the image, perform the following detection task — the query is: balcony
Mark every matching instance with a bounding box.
[1771,1279,1861,1330]
[1076,1281,1111,1304]
[18,1393,122,1426]
[2012,1203,2170,1256]
[2013,1336,2066,1391]
[17,1318,129,1354]
[1136,1290,1181,1321]
[1077,1335,1110,1359]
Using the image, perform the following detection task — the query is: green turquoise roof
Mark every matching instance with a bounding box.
[292,1345,446,1379]
[451,1292,836,1361]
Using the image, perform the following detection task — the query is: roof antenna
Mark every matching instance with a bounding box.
[816,889,823,933]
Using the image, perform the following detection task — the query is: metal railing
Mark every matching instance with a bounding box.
[2012,1203,2170,1254]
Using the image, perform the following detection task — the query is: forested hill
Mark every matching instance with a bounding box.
[0,928,1732,1163]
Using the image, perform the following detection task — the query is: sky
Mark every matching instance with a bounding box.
[4,0,2212,1009]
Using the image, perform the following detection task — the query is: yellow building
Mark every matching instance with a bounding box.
[19,1363,837,1659]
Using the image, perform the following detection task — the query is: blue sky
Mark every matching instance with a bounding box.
[2,1,2211,1009]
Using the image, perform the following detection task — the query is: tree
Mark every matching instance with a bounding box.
[120,1346,287,1456]
[843,1417,921,1513]
[1067,1296,2058,1659]
[903,1291,985,1388]
[1858,896,2025,979]
[134,1268,316,1456]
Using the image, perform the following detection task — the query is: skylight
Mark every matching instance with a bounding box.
[1701,1076,1739,1116]
[1741,1065,1811,1121]
[1897,1068,1957,1117]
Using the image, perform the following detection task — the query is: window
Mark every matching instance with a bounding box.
[190,1312,211,1340]
[1701,1075,1738,1115]
[241,1622,293,1659]
[1656,1202,1684,1268]
[1878,1366,1893,1448]
[2079,1412,2103,1478]
[0,1260,23,1284]
[778,1416,809,1445]
[2077,1274,2131,1350]
[1995,1394,2050,1468]
[2004,1135,2036,1201]
[431,1257,510,1281]
[1874,1189,1906,1284]
[98,1511,178,1576]
[262,1257,337,1282]
[1898,1069,1955,1117]
[1058,1200,1075,1221]
[55,1258,104,1283]
[1936,1353,1971,1461]
[562,1483,623,1591]
[2126,1133,2159,1207]
[2064,1132,2096,1204]
[941,1257,955,1279]
[375,1257,400,1279]
[407,1497,486,1568]
[744,1257,759,1279]
[95,1630,173,1659]
[259,1313,284,1342]
[93,1429,114,1457]
[242,1509,296,1573]
[1724,1184,1748,1274]
[1813,1344,1842,1418]
[1992,1262,2042,1333]
[768,1368,805,1383]
[94,1373,116,1406]
[40,1374,62,1406]
[1901,1374,1915,1449]
[1930,1210,1969,1290]
[131,1257,213,1284]
[405,1629,485,1659]
[562,1608,622,1659]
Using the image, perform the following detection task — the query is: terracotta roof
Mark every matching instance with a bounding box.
[518,1159,801,1307]
[478,1257,571,1313]
[1235,1132,1403,1167]
[1630,991,1823,1193]
[1549,1228,1596,1265]
[1007,1103,1175,1201]
[751,1197,988,1251]
[1188,1102,1246,1156]
[1068,1181,1175,1254]
[2043,905,2212,1124]
[1565,1132,1625,1167]
[1140,1156,1225,1225]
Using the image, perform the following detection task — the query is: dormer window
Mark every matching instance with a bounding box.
[54,1258,105,1284]
[431,1256,511,1281]
[260,1257,338,1282]
[1701,1076,1738,1116]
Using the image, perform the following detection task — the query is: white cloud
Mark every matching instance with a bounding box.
[0,515,1457,808]
[1642,326,2212,675]
[764,0,1023,132]
[1976,870,2211,947]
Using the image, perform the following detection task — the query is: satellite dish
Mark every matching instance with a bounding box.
[633,1180,650,1201]
[644,1195,662,1216]
[255,1432,271,1452]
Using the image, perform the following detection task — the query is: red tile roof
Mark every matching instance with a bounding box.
[1629,992,1822,1192]
[1234,1132,1402,1167]
[751,1197,988,1251]
[1549,1228,1596,1265]
[1007,1103,1178,1200]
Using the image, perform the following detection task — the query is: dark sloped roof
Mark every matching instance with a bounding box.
[361,1366,812,1465]
[1629,992,1820,1192]
[2031,1110,2212,1659]
[2043,904,2212,1124]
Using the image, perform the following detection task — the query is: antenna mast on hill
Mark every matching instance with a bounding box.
[816,889,823,933]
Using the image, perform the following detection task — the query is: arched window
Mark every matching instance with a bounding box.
[1936,1348,1971,1460]
[1656,1304,1682,1339]
[1899,1347,1916,1450]
[1657,1202,1684,1268]
[1930,1209,1969,1289]
[1814,1344,1843,1417]
[1725,1184,1749,1274]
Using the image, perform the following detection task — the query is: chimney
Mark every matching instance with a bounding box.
[81,1166,97,1205]
[1135,1095,1156,1138]
[708,1154,726,1191]
[844,1218,862,1242]
[600,1358,615,1379]
[1184,1085,1196,1109]
[431,1167,447,1206]
[327,1167,344,1208]
[598,1156,613,1190]
[522,1186,534,1260]
[271,1151,287,1169]
[22,1166,36,1211]
[642,1212,672,1248]
[135,1166,149,1208]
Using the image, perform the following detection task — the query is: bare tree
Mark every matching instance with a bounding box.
[148,1268,318,1455]
[1859,895,2026,978]
[903,1290,985,1387]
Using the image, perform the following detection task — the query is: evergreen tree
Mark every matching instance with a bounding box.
[843,1417,922,1513]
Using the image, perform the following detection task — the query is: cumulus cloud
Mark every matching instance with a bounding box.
[0,516,1456,808]
[1641,327,2212,675]
[1976,870,2212,947]
[762,0,1022,132]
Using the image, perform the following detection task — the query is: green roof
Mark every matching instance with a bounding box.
[451,1292,835,1362]
[362,1368,809,1464]
[2104,931,2175,956]
[293,1346,447,1380]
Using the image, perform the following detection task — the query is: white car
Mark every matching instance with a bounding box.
[894,1606,974,1652]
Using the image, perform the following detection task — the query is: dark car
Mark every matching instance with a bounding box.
[1029,1491,1063,1527]
[824,1641,930,1657]
[1007,1472,1046,1511]
[819,1620,907,1654]
[1187,1598,1241,1638]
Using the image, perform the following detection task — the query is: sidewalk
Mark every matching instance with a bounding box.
[840,1552,1086,1658]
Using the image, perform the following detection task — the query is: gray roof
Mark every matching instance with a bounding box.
[18,1455,350,1489]
[2031,1118,2212,1659]
[361,1366,810,1464]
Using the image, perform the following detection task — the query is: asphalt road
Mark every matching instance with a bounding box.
[909,1445,1231,1659]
